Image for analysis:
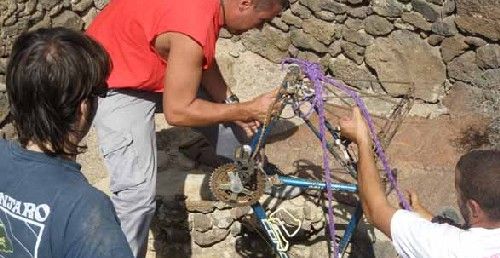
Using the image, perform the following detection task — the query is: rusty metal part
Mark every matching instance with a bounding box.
[209,163,266,207]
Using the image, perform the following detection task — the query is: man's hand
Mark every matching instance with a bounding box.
[339,107,371,147]
[235,120,260,138]
[407,190,433,220]
[247,88,281,123]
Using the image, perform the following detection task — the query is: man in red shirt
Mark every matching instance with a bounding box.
[87,0,287,256]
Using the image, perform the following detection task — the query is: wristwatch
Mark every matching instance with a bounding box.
[224,94,240,104]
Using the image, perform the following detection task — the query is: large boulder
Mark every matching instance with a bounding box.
[365,30,446,102]
[455,0,500,41]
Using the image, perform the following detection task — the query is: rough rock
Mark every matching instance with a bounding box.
[271,17,289,32]
[476,44,500,69]
[487,117,500,148]
[93,0,109,10]
[0,58,6,75]
[82,7,98,29]
[297,51,321,63]
[401,12,432,31]
[442,81,484,115]
[426,35,444,46]
[290,29,329,53]
[342,28,374,47]
[302,17,337,45]
[345,18,364,31]
[464,37,488,48]
[447,51,482,83]
[431,16,458,36]
[411,0,440,22]
[394,19,415,31]
[443,0,456,15]
[321,1,348,14]
[328,57,378,90]
[191,213,213,232]
[314,10,336,22]
[440,35,469,63]
[192,228,230,247]
[212,209,233,229]
[348,6,374,18]
[364,15,394,36]
[365,30,446,102]
[473,69,500,90]
[341,41,365,64]
[281,9,303,28]
[51,10,83,31]
[71,0,93,12]
[372,0,405,17]
[291,1,313,18]
[455,0,500,41]
[242,26,290,63]
[328,40,343,57]
[219,28,232,39]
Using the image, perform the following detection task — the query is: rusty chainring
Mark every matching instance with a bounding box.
[209,163,266,207]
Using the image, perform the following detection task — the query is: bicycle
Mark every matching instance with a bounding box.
[209,60,414,257]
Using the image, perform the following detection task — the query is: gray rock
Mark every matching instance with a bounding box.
[464,36,487,48]
[219,28,232,39]
[345,18,364,30]
[93,0,109,10]
[473,69,500,90]
[334,13,348,23]
[298,0,321,12]
[346,0,367,5]
[302,17,337,45]
[291,1,313,18]
[52,10,83,31]
[441,35,469,63]
[342,28,374,46]
[192,228,230,247]
[328,40,343,57]
[281,9,303,28]
[443,0,456,14]
[431,16,458,36]
[242,26,290,63]
[39,0,60,10]
[290,29,329,53]
[455,0,500,41]
[314,10,336,22]
[365,30,446,102]
[271,17,289,32]
[373,0,405,17]
[191,213,213,232]
[212,210,233,229]
[411,0,440,22]
[401,12,432,31]
[0,81,5,92]
[341,41,365,64]
[349,6,374,19]
[428,0,444,5]
[487,117,500,148]
[364,15,394,36]
[328,57,378,90]
[447,51,482,83]
[476,45,500,69]
[297,51,321,63]
[321,1,347,14]
[426,35,445,46]
[71,0,93,12]
[0,58,7,74]
[229,221,242,236]
[288,44,300,57]
[82,7,98,29]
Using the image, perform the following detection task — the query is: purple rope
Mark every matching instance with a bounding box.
[282,58,411,255]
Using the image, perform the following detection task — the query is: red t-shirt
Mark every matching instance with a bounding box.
[86,0,222,92]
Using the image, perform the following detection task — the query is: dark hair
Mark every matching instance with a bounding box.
[6,27,110,156]
[457,149,500,221]
[256,0,290,10]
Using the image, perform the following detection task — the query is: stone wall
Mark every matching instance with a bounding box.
[0,0,499,256]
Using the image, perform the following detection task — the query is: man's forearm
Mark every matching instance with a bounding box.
[357,139,396,237]
[201,61,232,103]
[164,97,254,127]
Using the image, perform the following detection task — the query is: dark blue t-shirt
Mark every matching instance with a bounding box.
[0,140,133,258]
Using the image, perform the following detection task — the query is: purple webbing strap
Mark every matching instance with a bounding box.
[282,58,411,255]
